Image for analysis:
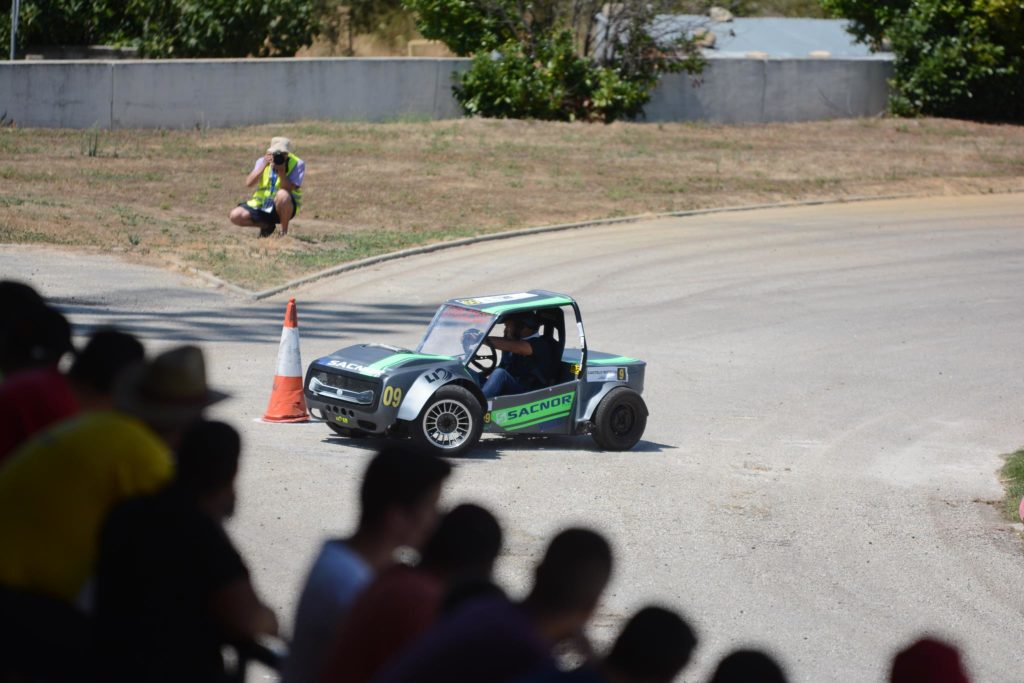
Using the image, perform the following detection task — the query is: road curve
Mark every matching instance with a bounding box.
[3,194,1022,682]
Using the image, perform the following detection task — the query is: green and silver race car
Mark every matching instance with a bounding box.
[304,290,648,457]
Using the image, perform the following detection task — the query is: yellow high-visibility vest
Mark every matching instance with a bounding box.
[246,154,303,216]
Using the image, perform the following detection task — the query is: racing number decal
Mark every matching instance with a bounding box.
[382,386,404,408]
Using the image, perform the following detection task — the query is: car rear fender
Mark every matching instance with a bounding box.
[579,379,648,422]
[396,368,483,421]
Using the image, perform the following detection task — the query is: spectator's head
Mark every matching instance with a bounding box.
[420,503,502,581]
[114,345,228,447]
[67,328,145,410]
[603,606,698,683]
[174,420,241,520]
[358,446,452,551]
[0,281,73,376]
[525,527,613,642]
[708,649,788,683]
[890,638,970,683]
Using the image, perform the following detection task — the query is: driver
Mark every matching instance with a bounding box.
[478,313,555,399]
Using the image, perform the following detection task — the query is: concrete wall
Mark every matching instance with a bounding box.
[0,56,891,129]
[646,57,893,123]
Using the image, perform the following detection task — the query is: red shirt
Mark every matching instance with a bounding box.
[320,565,443,683]
[0,367,79,464]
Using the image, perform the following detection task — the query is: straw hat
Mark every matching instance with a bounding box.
[115,345,228,434]
[267,137,292,154]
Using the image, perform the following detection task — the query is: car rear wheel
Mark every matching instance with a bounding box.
[412,385,483,457]
[592,387,648,451]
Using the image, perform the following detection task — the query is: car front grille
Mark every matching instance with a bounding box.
[309,370,379,409]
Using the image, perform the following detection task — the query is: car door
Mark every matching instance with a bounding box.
[485,381,580,435]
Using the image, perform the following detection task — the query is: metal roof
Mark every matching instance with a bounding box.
[604,15,888,59]
[445,290,576,314]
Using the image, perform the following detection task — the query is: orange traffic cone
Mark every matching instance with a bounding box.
[263,298,309,423]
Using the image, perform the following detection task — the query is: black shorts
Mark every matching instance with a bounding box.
[238,193,297,224]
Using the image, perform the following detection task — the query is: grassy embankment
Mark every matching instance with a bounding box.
[1000,449,1024,523]
[1,117,1022,290]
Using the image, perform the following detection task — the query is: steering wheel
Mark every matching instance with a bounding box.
[468,339,497,376]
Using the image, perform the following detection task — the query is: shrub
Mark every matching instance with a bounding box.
[455,29,655,122]
[404,0,705,122]
[2,0,326,58]
[824,0,1024,120]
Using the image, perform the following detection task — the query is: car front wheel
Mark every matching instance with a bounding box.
[592,387,648,451]
[412,385,483,457]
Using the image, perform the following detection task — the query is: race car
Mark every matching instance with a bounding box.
[304,290,647,457]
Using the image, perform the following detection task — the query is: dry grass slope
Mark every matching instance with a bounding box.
[1,118,1022,290]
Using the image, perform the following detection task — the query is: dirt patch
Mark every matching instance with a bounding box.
[1,118,1021,290]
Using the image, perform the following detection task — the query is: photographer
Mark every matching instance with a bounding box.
[228,137,304,238]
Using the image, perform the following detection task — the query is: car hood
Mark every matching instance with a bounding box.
[310,344,457,378]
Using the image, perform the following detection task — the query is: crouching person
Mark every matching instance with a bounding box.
[229,136,304,238]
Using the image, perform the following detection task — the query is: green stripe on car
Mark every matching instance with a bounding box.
[502,410,574,431]
[367,353,453,371]
[587,356,639,365]
[483,296,574,314]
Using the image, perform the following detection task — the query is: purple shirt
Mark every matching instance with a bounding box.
[372,596,552,683]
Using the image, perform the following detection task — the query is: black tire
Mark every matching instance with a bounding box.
[411,385,483,457]
[592,387,648,451]
[327,422,369,438]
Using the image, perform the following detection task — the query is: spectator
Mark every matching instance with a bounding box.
[373,527,614,683]
[321,503,503,683]
[228,136,305,238]
[520,605,698,683]
[67,328,146,410]
[0,345,226,680]
[0,328,144,462]
[96,420,278,683]
[0,281,76,462]
[284,447,452,683]
[0,280,72,378]
[890,638,970,683]
[707,649,788,683]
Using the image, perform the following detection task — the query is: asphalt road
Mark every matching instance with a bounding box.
[3,194,1022,682]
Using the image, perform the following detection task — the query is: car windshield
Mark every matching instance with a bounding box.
[417,305,496,361]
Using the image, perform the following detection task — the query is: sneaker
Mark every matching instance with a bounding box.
[258,223,276,238]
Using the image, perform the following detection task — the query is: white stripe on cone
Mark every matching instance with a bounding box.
[275,326,303,377]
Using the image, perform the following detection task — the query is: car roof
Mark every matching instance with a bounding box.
[444,290,576,315]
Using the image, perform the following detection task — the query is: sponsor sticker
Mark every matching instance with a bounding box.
[326,360,385,377]
[491,392,575,430]
[424,368,452,383]
[587,367,627,383]
[456,292,534,306]
[334,415,350,424]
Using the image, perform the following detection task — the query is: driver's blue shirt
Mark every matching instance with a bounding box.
[501,334,555,391]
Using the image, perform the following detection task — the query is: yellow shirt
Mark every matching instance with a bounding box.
[0,411,174,602]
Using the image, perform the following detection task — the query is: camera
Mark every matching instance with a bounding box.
[272,151,287,165]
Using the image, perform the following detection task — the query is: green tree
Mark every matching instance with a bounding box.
[401,0,520,56]
[2,0,325,57]
[403,0,705,122]
[823,0,1024,120]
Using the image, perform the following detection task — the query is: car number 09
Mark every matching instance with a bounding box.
[382,386,403,408]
